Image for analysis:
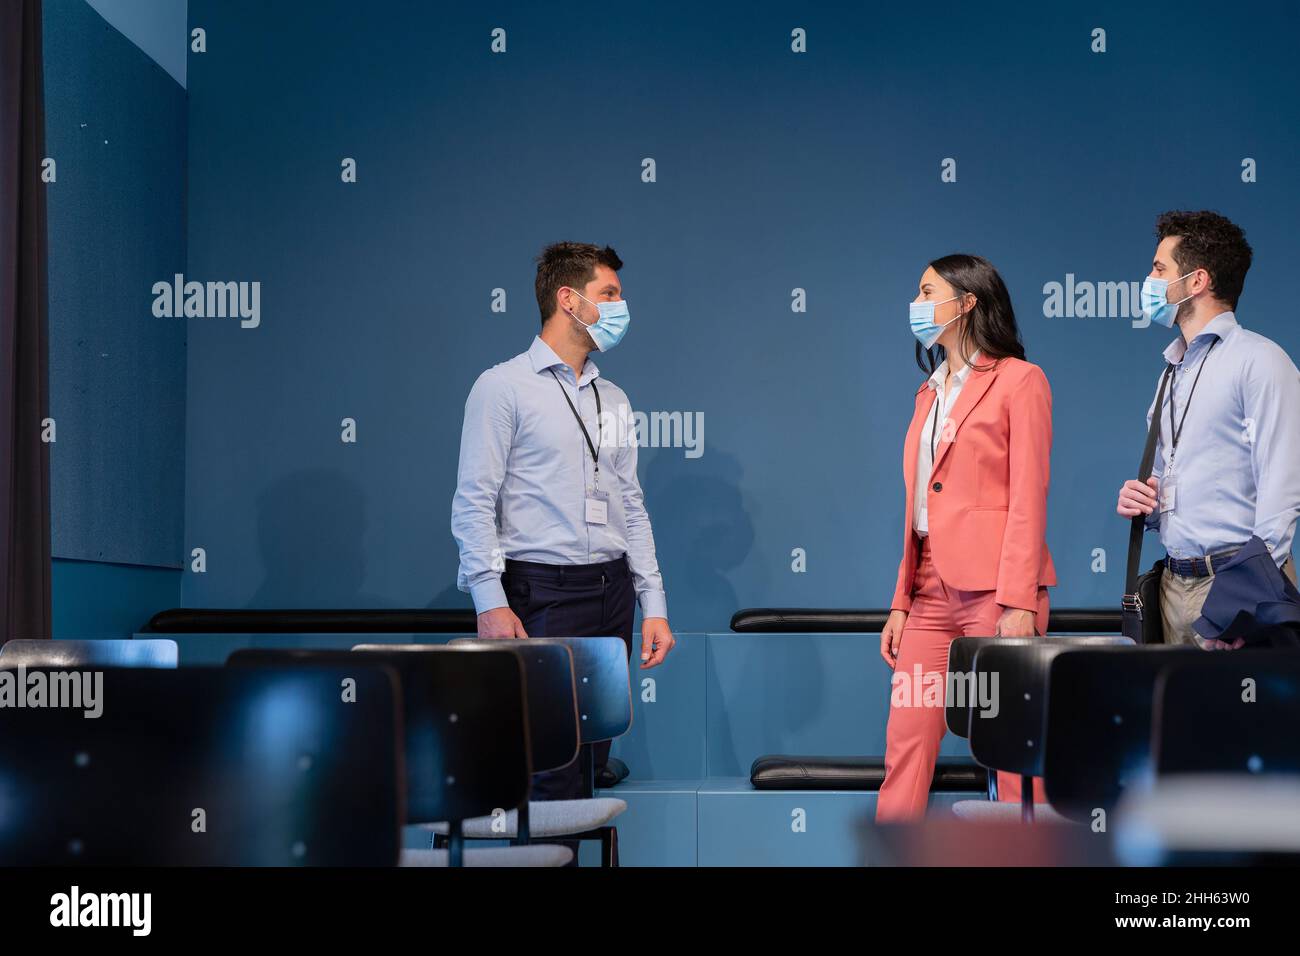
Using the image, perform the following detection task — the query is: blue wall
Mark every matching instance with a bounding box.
[179,0,1300,629]
[44,0,187,634]
[83,0,188,87]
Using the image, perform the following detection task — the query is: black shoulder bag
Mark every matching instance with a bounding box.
[1121,363,1173,644]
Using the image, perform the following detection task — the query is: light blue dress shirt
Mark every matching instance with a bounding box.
[1144,312,1300,566]
[452,335,668,617]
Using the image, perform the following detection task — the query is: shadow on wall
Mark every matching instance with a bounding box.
[642,442,755,633]
[244,442,759,622]
[248,468,389,609]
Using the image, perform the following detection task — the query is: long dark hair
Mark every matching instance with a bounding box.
[915,253,1025,375]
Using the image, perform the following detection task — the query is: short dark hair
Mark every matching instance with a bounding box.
[1155,210,1252,309]
[534,242,623,326]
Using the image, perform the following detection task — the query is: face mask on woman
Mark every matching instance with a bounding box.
[909,294,963,350]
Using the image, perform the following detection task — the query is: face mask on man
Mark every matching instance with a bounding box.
[909,294,963,350]
[564,288,630,351]
[1140,270,1198,328]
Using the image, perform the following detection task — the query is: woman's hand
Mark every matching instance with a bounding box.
[881,609,907,667]
[995,606,1037,637]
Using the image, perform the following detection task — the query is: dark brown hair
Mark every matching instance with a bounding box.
[916,253,1025,374]
[1155,210,1252,309]
[534,242,624,326]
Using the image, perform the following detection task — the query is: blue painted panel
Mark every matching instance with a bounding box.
[583,781,698,867]
[609,633,706,781]
[696,780,973,867]
[54,558,182,639]
[44,0,187,569]
[83,0,189,88]
[705,633,970,778]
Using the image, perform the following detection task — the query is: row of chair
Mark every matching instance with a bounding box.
[941,636,1300,860]
[0,637,633,866]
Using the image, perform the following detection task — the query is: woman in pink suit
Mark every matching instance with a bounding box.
[876,254,1056,822]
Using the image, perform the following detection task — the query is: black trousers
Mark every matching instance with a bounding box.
[502,554,635,801]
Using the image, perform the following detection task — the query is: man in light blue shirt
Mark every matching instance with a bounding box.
[1117,211,1300,647]
[451,241,674,799]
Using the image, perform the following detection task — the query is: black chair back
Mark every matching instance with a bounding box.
[1153,649,1300,775]
[946,638,1039,738]
[946,636,1132,738]
[0,639,178,668]
[0,666,401,864]
[1043,645,1199,821]
[523,636,631,745]
[228,647,530,827]
[443,639,579,774]
[967,637,1135,775]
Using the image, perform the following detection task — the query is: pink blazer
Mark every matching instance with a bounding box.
[890,356,1056,613]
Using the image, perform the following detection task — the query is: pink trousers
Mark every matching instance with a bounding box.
[876,538,1049,822]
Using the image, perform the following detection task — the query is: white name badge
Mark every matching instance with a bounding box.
[585,492,609,525]
[1159,473,1177,514]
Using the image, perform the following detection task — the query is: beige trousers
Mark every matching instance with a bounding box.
[1161,555,1298,648]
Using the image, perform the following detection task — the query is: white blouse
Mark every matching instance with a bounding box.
[914,352,980,536]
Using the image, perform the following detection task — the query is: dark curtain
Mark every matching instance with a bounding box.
[0,0,52,641]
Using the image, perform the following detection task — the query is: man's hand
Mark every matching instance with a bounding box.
[1117,476,1159,517]
[880,609,907,668]
[1204,636,1246,651]
[640,617,674,668]
[996,606,1037,637]
[477,606,528,639]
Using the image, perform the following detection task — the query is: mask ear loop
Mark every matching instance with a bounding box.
[940,294,980,369]
[563,287,598,328]
[1168,269,1202,308]
[935,293,969,330]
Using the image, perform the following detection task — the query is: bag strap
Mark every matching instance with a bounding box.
[1125,364,1174,593]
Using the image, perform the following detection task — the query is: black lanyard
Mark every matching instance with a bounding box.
[1165,338,1218,465]
[929,393,942,461]
[549,369,602,479]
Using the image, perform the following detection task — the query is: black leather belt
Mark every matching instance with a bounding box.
[1165,547,1240,579]
[503,554,630,585]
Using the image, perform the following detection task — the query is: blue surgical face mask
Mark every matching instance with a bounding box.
[909,294,963,350]
[566,288,630,352]
[1140,271,1197,328]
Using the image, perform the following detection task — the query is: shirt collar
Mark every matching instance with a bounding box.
[1163,311,1238,365]
[528,335,599,384]
[927,349,981,391]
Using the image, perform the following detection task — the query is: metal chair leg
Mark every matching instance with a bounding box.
[602,826,619,867]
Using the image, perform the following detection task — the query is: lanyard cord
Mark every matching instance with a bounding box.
[1165,338,1218,463]
[929,392,942,461]
[549,369,602,475]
